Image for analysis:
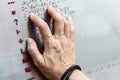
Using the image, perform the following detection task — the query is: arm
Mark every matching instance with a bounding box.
[27,6,90,80]
[69,70,90,80]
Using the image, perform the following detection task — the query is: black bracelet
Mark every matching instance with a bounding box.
[61,65,82,80]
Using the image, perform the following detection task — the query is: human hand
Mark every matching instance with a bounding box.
[27,6,75,80]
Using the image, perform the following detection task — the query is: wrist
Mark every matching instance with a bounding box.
[60,65,82,80]
[69,70,90,80]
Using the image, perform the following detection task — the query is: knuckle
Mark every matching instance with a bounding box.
[71,25,75,33]
[52,42,58,49]
[65,19,73,27]
[69,20,74,26]
[28,45,36,52]
[41,22,49,30]
[43,22,48,27]
[71,38,75,42]
[33,60,39,67]
[71,31,75,39]
[33,59,44,67]
[45,38,58,48]
[71,30,75,35]
[67,22,71,27]
[57,17,64,23]
[35,16,40,22]
[65,20,70,26]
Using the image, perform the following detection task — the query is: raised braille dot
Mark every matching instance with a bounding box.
[23,57,29,63]
[25,67,32,72]
[12,10,16,15]
[18,38,23,44]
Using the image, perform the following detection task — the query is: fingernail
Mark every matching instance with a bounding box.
[48,6,52,8]
[56,8,60,12]
[66,17,69,20]
[68,16,72,20]
[48,6,54,10]
[66,16,71,20]
[30,13,36,17]
[27,38,32,44]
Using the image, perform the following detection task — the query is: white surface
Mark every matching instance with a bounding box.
[0,0,120,80]
[71,0,120,79]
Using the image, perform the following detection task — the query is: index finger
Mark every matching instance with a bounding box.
[29,13,52,40]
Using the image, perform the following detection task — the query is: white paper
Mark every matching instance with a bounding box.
[0,0,120,80]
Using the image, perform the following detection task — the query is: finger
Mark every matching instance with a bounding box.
[47,6,64,36]
[55,9,61,14]
[68,17,75,41]
[29,13,52,40]
[64,17,71,38]
[27,38,44,67]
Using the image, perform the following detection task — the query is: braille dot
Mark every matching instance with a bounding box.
[20,49,27,54]
[16,29,20,35]
[8,1,15,4]
[23,57,29,63]
[31,77,35,79]
[26,77,35,80]
[12,10,16,15]
[20,49,24,54]
[18,38,23,44]
[14,19,18,25]
[8,2,10,4]
[25,67,32,72]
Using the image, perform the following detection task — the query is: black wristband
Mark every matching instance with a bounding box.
[61,65,81,80]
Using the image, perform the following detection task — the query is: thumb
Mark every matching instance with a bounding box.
[27,38,44,67]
